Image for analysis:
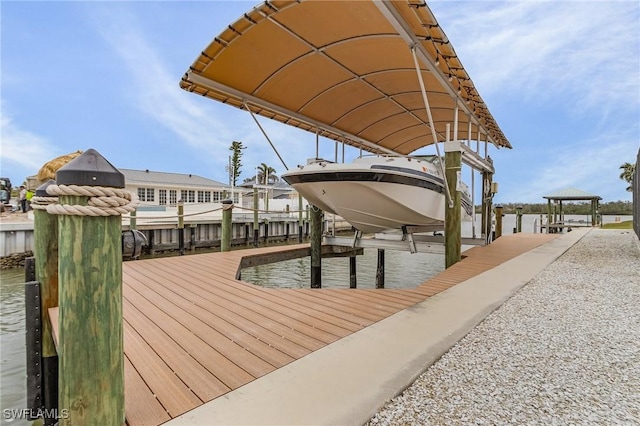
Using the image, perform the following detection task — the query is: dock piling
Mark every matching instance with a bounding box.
[32,180,59,421]
[349,256,357,288]
[310,205,322,288]
[376,249,385,288]
[495,205,503,239]
[221,199,233,252]
[178,199,185,255]
[54,149,126,425]
[298,196,303,243]
[445,140,462,268]
[253,188,259,247]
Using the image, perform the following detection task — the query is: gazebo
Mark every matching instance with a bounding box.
[542,188,602,231]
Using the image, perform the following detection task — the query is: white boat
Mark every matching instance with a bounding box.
[282,156,472,234]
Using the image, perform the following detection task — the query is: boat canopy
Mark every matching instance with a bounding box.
[180,0,511,155]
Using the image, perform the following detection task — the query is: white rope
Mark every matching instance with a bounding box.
[122,206,224,221]
[234,205,306,214]
[44,184,139,216]
[31,196,59,211]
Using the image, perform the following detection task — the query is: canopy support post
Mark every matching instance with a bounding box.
[243,102,289,171]
[468,115,477,239]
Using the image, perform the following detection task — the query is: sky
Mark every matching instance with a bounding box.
[1,0,638,204]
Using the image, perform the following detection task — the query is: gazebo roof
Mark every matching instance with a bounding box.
[542,188,601,201]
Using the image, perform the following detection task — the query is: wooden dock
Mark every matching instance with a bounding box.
[50,232,557,425]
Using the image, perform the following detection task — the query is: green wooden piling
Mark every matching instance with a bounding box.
[190,225,196,252]
[177,199,185,255]
[445,143,462,267]
[310,205,322,288]
[516,206,523,233]
[129,209,136,230]
[253,188,259,247]
[55,149,124,426]
[33,180,59,416]
[221,199,233,252]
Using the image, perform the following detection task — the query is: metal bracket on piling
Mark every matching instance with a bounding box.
[25,278,43,416]
[351,229,362,248]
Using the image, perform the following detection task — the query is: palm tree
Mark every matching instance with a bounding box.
[257,163,278,185]
[619,162,636,192]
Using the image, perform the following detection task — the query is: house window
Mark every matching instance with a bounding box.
[197,191,205,203]
[169,190,177,205]
[212,191,221,202]
[159,189,167,205]
[204,191,211,203]
[187,190,195,203]
[180,190,187,202]
[233,192,239,203]
[137,187,154,202]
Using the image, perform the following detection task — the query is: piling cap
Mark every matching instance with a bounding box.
[221,199,233,205]
[55,149,124,188]
[35,179,56,197]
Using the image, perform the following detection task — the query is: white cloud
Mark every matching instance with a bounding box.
[0,109,57,176]
[88,5,238,170]
[494,131,638,202]
[434,1,640,115]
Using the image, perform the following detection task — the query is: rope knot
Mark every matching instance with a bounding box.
[44,184,139,216]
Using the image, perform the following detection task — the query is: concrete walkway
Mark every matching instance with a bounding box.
[167,229,589,426]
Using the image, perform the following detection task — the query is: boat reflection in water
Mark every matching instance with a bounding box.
[282,155,472,234]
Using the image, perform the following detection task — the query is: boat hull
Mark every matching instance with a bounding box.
[291,180,447,234]
[282,157,472,234]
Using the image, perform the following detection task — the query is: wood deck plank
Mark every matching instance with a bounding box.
[124,273,285,376]
[126,268,317,360]
[123,283,260,387]
[147,260,343,347]
[49,234,559,425]
[170,256,374,331]
[122,321,202,418]
[124,355,171,426]
[123,298,231,401]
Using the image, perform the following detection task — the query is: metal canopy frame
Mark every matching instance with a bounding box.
[180,0,511,157]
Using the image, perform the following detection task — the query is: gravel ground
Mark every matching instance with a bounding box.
[368,229,640,425]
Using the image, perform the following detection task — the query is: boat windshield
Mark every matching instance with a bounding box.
[411,155,440,165]
[358,154,440,164]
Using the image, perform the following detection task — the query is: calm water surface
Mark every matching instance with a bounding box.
[1,268,28,425]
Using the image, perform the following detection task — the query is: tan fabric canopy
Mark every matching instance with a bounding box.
[180,0,511,155]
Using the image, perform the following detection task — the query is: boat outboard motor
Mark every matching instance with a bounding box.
[122,230,147,260]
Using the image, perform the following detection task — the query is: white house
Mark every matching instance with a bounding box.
[120,169,240,207]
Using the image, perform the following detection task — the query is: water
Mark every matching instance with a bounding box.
[241,248,445,289]
[0,213,631,420]
[0,268,28,426]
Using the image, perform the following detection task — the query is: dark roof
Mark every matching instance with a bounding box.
[120,168,227,188]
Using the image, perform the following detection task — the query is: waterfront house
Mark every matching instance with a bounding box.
[120,168,241,207]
